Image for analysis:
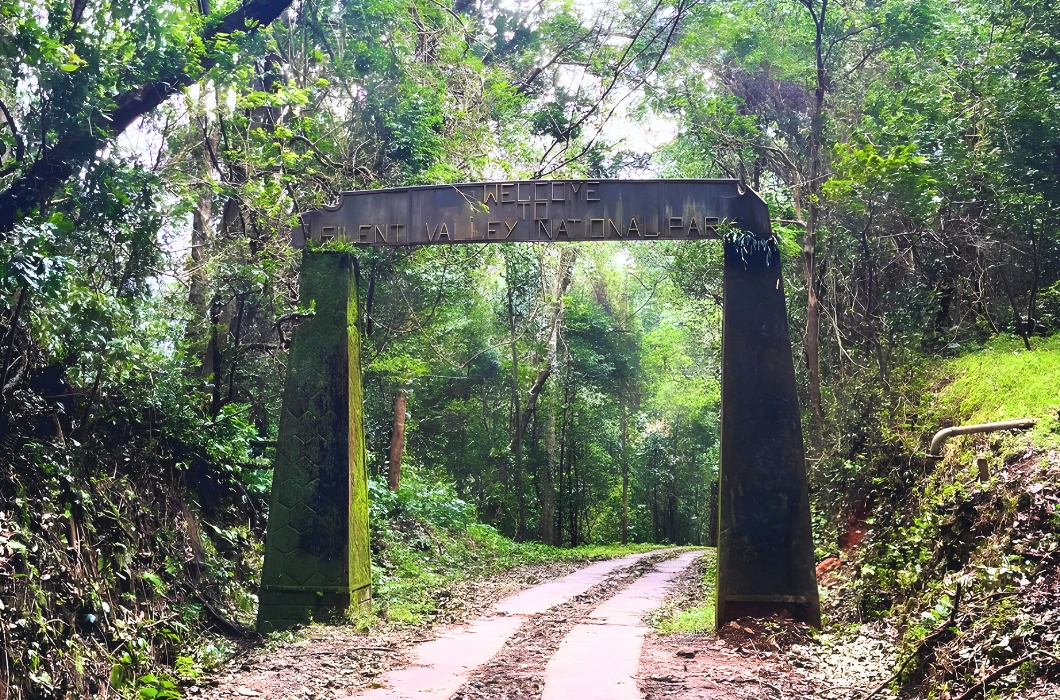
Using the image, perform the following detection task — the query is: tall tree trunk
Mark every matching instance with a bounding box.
[804,0,828,427]
[507,248,577,541]
[1028,226,1043,333]
[506,279,527,540]
[651,481,658,543]
[570,441,578,547]
[708,479,719,547]
[206,297,225,417]
[388,390,407,491]
[620,387,629,545]
[189,186,211,316]
[540,395,557,545]
[669,416,680,544]
[558,374,572,546]
[998,242,1033,351]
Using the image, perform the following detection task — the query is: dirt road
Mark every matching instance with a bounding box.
[196,550,888,700]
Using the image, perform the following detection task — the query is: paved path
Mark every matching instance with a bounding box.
[342,551,660,700]
[541,550,703,700]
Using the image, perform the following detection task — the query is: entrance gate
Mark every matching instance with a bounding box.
[256,179,821,632]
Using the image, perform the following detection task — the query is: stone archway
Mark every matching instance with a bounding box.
[255,179,820,632]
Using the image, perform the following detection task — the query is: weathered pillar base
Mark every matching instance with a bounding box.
[257,586,371,633]
[257,251,372,633]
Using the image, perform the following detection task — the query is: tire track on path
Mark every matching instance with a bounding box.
[340,549,672,700]
[450,549,686,700]
[541,550,705,700]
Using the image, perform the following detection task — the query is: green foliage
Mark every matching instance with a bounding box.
[368,473,660,625]
[4,0,1060,692]
[824,143,938,224]
[651,553,717,634]
[935,335,1060,447]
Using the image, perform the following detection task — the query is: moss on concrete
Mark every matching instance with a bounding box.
[257,251,370,632]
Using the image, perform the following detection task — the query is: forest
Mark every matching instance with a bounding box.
[1,0,1059,696]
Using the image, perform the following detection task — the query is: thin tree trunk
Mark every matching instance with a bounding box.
[506,279,527,540]
[540,395,557,545]
[570,440,578,547]
[189,184,211,316]
[1028,226,1043,333]
[708,479,719,547]
[0,288,26,397]
[388,390,407,491]
[804,0,828,427]
[998,242,1033,350]
[207,298,224,417]
[651,481,658,543]
[507,248,577,541]
[620,387,629,545]
[669,415,680,544]
[558,374,572,546]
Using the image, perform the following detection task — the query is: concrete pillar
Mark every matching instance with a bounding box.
[257,251,371,632]
[717,240,821,628]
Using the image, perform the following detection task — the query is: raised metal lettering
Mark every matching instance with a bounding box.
[299,180,733,247]
[589,218,605,238]
[426,222,452,241]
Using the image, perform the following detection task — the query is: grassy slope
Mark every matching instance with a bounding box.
[935,334,1060,447]
[843,334,1060,697]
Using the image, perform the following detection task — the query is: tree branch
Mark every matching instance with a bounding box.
[0,0,297,232]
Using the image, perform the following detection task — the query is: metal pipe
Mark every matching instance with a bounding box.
[929,418,1037,456]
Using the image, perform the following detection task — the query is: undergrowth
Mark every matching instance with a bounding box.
[367,471,662,626]
[648,549,715,634]
[821,333,1060,697]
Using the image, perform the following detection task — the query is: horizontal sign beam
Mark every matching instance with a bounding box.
[295,179,769,247]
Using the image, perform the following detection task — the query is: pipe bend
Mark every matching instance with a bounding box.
[928,418,1037,456]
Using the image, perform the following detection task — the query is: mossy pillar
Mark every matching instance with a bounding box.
[257,251,370,632]
[716,240,821,628]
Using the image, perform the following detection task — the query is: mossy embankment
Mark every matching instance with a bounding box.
[0,407,659,700]
[822,335,1060,698]
[934,334,1060,447]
